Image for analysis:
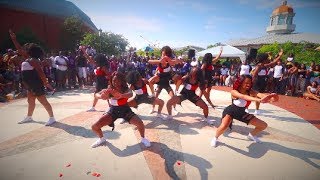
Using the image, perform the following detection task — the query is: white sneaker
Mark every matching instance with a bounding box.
[204,118,214,125]
[91,137,107,148]
[156,113,164,119]
[119,118,126,124]
[149,109,156,114]
[18,116,33,124]
[253,110,261,115]
[172,108,179,115]
[164,115,173,121]
[87,107,96,112]
[211,137,218,147]
[45,117,56,126]
[141,138,151,147]
[247,133,262,143]
[245,109,249,113]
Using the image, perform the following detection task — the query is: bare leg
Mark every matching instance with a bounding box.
[154,98,164,114]
[248,117,268,136]
[196,99,208,118]
[91,114,114,138]
[166,96,180,116]
[215,115,232,138]
[92,93,99,108]
[27,92,36,117]
[204,87,215,108]
[37,95,54,117]
[129,115,145,138]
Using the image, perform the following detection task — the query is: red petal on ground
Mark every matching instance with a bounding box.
[59,173,63,177]
[92,172,98,176]
[66,163,71,167]
[96,174,101,177]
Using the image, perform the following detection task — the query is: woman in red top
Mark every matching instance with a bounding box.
[91,72,151,148]
[80,47,110,112]
[211,75,279,147]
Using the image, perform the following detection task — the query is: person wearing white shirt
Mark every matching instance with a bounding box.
[239,59,252,76]
[220,65,229,86]
[54,51,68,90]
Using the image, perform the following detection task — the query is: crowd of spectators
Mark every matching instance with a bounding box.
[1,46,319,103]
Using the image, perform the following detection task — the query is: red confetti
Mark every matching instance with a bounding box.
[66,163,71,167]
[59,173,63,177]
[92,172,98,176]
[96,174,101,177]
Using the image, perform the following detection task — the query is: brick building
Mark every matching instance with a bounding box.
[0,0,97,50]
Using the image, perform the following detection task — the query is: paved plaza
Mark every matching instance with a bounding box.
[0,87,319,180]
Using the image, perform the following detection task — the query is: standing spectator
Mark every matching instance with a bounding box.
[310,64,320,84]
[295,63,307,96]
[54,51,68,90]
[76,50,88,89]
[272,60,285,94]
[225,64,238,87]
[286,62,298,96]
[219,64,229,86]
[239,58,252,76]
[67,51,77,89]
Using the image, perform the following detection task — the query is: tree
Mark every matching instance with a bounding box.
[258,42,320,65]
[1,27,47,53]
[81,31,129,56]
[60,16,85,51]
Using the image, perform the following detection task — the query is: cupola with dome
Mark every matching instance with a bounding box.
[266,0,296,34]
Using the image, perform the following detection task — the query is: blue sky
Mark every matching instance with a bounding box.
[69,0,320,49]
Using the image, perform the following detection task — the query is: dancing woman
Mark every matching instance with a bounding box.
[211,75,279,147]
[148,46,182,113]
[91,72,151,148]
[201,47,223,108]
[126,70,165,119]
[79,46,110,112]
[9,30,56,125]
[165,67,214,125]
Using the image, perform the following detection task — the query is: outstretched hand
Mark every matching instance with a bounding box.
[260,93,279,103]
[9,29,16,39]
[278,48,284,57]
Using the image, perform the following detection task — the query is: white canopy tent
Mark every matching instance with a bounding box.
[197,44,246,62]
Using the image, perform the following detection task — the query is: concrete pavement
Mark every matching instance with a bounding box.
[0,87,319,179]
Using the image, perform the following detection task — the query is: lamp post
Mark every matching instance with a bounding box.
[98,29,102,52]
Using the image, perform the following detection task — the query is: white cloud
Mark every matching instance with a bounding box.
[90,14,163,32]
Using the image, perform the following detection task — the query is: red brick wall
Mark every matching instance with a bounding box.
[0,7,94,51]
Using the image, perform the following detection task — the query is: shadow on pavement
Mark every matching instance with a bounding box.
[51,122,121,139]
[105,141,213,180]
[221,141,320,169]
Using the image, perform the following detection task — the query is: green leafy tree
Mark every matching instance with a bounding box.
[60,16,85,51]
[81,31,129,56]
[258,42,320,65]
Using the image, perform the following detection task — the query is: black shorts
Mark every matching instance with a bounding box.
[107,105,136,123]
[135,94,155,105]
[95,76,108,93]
[28,86,46,96]
[253,76,268,92]
[179,89,201,105]
[156,84,173,94]
[222,104,255,125]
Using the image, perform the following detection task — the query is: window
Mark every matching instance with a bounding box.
[271,17,274,26]
[287,16,293,25]
[278,15,285,25]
